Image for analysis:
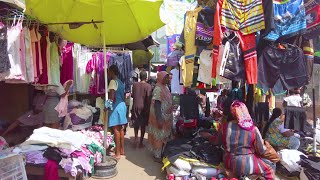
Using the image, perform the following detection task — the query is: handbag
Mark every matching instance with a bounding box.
[257,140,280,163]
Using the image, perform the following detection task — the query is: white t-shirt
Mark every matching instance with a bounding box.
[108,80,118,91]
[170,69,184,94]
[284,95,302,107]
[197,50,213,85]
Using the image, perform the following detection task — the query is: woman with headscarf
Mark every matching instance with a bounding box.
[147,71,173,162]
[201,101,275,179]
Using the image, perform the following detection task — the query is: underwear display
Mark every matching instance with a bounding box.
[265,0,307,41]
[258,43,309,94]
[221,0,265,35]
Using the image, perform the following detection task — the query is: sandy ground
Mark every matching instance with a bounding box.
[91,127,166,180]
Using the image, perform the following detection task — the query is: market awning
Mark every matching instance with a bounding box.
[25,0,165,47]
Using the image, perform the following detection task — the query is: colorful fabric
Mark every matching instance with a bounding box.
[183,7,202,86]
[212,0,224,78]
[148,72,173,158]
[195,8,215,46]
[221,0,265,35]
[265,0,307,41]
[265,118,291,148]
[303,0,320,39]
[222,122,274,179]
[230,101,254,131]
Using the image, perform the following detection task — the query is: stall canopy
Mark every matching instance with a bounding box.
[25,0,165,47]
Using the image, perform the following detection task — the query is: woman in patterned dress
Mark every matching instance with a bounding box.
[147,71,173,162]
[263,108,300,150]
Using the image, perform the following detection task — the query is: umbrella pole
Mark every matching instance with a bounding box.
[312,73,317,156]
[92,0,118,179]
[103,33,108,163]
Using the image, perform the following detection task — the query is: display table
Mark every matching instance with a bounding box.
[25,163,84,180]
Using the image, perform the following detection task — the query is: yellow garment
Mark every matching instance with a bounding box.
[183,7,202,87]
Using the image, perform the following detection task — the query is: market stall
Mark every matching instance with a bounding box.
[0,0,165,179]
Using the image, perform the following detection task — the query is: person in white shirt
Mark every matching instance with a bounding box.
[283,88,302,107]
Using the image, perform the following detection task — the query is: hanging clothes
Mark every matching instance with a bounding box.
[23,27,34,83]
[30,26,43,82]
[6,20,24,81]
[0,22,10,73]
[257,43,308,94]
[303,0,320,39]
[60,42,74,85]
[170,68,184,94]
[38,27,49,84]
[221,0,265,35]
[108,52,133,92]
[49,42,61,86]
[183,7,202,87]
[86,52,106,95]
[195,8,215,46]
[197,49,213,85]
[74,48,91,94]
[265,0,307,41]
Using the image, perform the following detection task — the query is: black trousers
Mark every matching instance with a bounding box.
[284,106,307,132]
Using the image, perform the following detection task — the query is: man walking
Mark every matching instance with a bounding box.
[131,71,152,148]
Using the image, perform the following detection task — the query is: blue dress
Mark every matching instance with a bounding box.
[108,79,127,127]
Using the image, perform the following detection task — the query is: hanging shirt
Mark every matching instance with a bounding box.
[108,52,133,92]
[180,56,193,87]
[24,27,34,83]
[6,21,23,81]
[197,50,213,85]
[49,42,61,86]
[170,68,184,94]
[60,42,74,85]
[0,22,10,73]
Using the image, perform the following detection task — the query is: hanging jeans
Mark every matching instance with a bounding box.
[284,106,307,132]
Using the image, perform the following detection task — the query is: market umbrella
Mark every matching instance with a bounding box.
[25,0,164,46]
[25,0,164,177]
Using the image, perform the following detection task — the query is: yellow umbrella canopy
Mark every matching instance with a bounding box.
[25,0,164,46]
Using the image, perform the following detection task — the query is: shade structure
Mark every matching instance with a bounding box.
[25,0,164,47]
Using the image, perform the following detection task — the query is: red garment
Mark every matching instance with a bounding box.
[211,0,223,78]
[60,42,74,85]
[238,32,258,84]
[38,28,49,84]
[211,0,257,84]
[44,160,59,180]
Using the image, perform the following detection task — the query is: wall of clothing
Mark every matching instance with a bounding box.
[0,19,134,95]
[170,0,320,96]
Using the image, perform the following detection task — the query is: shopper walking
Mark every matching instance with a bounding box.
[147,71,173,162]
[131,70,152,148]
[107,65,127,160]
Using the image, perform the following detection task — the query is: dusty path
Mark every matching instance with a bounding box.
[91,127,166,180]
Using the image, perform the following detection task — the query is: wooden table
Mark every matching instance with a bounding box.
[25,164,84,180]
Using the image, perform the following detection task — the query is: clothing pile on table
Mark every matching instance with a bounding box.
[63,100,97,131]
[162,137,223,179]
[13,126,113,178]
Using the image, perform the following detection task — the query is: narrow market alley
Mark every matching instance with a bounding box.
[91,127,165,180]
